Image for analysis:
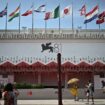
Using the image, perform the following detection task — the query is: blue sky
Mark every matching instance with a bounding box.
[0,0,105,30]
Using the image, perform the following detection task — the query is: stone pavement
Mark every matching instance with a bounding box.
[0,99,105,105]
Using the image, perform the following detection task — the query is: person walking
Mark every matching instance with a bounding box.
[101,80,105,93]
[86,80,94,105]
[0,88,2,105]
[13,83,19,105]
[3,83,18,105]
[70,83,79,101]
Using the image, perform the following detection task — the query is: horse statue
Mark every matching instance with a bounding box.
[41,42,53,53]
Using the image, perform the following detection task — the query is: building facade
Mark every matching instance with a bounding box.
[0,29,105,89]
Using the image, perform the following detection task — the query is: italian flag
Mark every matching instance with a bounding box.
[8,6,20,22]
[45,5,59,20]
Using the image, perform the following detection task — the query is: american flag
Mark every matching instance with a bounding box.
[0,5,7,17]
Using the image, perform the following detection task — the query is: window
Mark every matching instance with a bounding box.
[99,72,105,78]
[2,74,8,78]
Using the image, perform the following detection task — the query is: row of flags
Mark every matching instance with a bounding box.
[45,5,71,20]
[0,4,105,24]
[0,4,71,21]
[80,5,105,24]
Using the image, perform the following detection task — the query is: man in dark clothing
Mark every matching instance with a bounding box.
[86,80,94,105]
[101,80,105,88]
[101,80,105,93]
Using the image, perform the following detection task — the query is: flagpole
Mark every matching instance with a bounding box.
[32,3,34,34]
[98,2,100,34]
[59,4,60,34]
[5,3,8,35]
[45,3,47,35]
[99,24,100,32]
[71,1,74,34]
[19,3,21,33]
[45,20,47,34]
[85,22,87,30]
[85,2,87,30]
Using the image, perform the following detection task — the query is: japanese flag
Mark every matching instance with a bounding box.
[61,5,72,17]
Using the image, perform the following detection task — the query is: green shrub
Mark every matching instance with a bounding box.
[15,83,45,89]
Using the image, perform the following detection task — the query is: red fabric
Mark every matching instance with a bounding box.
[96,18,104,24]
[22,10,32,16]
[44,12,52,20]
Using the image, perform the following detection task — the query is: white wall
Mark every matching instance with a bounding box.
[94,75,105,89]
[0,43,105,59]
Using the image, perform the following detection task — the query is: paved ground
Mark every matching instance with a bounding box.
[0,99,105,105]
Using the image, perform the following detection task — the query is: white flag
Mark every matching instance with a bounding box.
[35,5,46,12]
[61,5,72,17]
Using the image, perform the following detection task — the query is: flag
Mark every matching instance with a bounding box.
[96,18,104,24]
[21,5,33,16]
[8,6,20,22]
[96,11,105,24]
[84,5,99,24]
[22,10,32,16]
[61,5,72,17]
[34,5,45,12]
[79,5,86,16]
[53,6,60,18]
[44,12,53,20]
[98,11,105,18]
[44,5,59,20]
[0,5,7,17]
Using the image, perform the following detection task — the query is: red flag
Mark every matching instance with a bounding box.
[22,5,33,16]
[44,12,52,20]
[22,10,32,16]
[96,18,104,24]
[96,11,105,24]
[79,5,86,16]
[98,11,105,18]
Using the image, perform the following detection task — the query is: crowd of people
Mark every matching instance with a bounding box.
[0,83,19,105]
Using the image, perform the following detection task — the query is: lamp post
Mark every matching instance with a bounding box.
[57,53,63,105]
